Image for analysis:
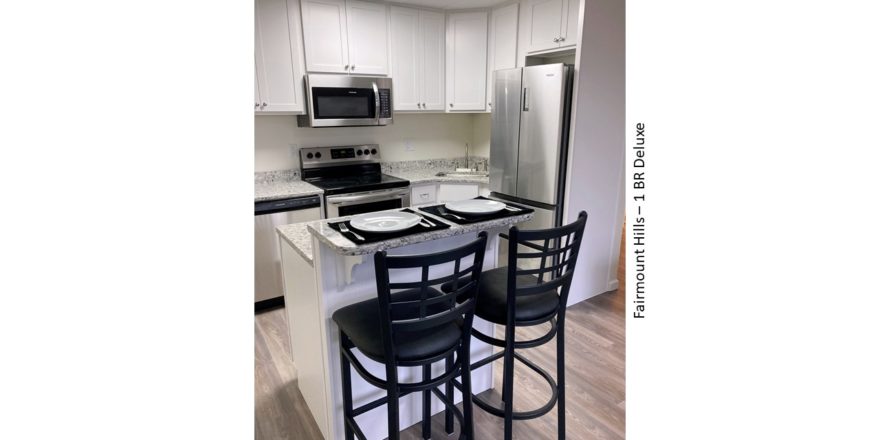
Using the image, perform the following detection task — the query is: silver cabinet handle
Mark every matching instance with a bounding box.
[422,102,426,107]
[449,103,454,107]
[351,65,356,71]
[560,37,566,42]
[553,37,560,42]
[261,102,267,108]
[488,102,492,106]
[344,64,349,70]
[254,102,259,109]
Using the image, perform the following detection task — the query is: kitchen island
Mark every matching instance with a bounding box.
[276,206,532,440]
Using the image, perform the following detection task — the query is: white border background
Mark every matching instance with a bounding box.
[0,0,878,438]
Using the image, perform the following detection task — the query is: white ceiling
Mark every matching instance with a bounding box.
[390,0,510,9]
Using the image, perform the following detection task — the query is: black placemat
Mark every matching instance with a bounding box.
[418,197,534,225]
[327,209,450,244]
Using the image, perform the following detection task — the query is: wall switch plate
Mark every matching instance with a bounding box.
[289,144,299,157]
[404,140,414,152]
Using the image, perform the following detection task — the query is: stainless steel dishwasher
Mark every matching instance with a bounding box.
[254,195,322,311]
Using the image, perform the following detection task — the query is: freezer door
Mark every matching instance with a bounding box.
[516,64,567,205]
[489,68,523,196]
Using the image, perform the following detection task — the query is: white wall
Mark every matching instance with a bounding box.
[471,113,491,157]
[563,0,625,304]
[255,113,477,172]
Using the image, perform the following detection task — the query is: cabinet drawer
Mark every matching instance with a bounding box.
[411,185,437,205]
[437,183,478,202]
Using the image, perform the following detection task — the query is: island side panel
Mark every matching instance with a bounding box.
[315,232,499,440]
[279,239,331,439]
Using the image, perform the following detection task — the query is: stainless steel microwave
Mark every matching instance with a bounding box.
[297,74,393,127]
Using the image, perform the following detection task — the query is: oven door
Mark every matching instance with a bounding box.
[325,187,411,218]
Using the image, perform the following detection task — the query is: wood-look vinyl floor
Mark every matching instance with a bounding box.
[255,245,625,439]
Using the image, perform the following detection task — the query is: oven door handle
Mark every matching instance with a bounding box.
[326,189,408,205]
[372,81,380,125]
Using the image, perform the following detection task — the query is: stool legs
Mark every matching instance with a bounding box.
[421,364,431,439]
[460,348,474,440]
[557,319,566,440]
[501,322,516,440]
[340,332,355,440]
[444,354,455,434]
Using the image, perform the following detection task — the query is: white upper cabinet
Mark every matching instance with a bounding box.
[420,10,445,110]
[389,7,445,111]
[301,0,388,75]
[487,3,519,111]
[301,0,349,73]
[389,7,420,110]
[346,1,389,74]
[255,0,307,113]
[525,0,579,53]
[561,0,579,48]
[446,11,488,112]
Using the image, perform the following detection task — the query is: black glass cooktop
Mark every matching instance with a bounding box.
[305,173,409,195]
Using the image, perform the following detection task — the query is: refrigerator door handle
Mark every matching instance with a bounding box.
[522,87,529,111]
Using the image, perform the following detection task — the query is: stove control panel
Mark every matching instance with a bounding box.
[300,144,381,169]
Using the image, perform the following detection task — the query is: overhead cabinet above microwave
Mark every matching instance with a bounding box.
[300,0,389,75]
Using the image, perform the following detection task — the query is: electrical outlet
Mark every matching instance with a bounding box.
[289,144,299,157]
[404,140,414,152]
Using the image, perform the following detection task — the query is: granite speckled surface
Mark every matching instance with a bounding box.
[381,157,489,185]
[306,207,532,256]
[276,223,315,265]
[387,168,489,185]
[255,180,323,202]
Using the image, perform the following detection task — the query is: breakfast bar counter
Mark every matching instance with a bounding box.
[276,206,532,440]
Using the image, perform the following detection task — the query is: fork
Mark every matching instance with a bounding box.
[445,213,467,221]
[504,206,522,212]
[338,223,365,241]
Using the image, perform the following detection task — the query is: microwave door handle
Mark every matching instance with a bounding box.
[372,82,380,125]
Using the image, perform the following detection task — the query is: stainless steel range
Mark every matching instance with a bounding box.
[300,144,410,218]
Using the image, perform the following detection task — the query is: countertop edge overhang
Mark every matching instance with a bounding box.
[305,208,532,257]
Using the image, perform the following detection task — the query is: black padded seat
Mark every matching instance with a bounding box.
[442,267,559,325]
[332,287,462,362]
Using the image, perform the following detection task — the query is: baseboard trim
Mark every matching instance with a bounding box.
[255,296,285,313]
[607,279,619,291]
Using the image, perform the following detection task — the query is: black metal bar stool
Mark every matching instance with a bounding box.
[332,232,489,440]
[443,212,587,440]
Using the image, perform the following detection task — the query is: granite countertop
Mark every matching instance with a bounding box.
[387,169,489,185]
[276,223,315,265]
[305,207,532,256]
[255,180,323,202]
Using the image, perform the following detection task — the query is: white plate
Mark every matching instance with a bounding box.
[444,199,506,215]
[349,211,422,233]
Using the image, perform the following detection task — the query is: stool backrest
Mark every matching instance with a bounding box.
[507,211,588,310]
[374,231,488,362]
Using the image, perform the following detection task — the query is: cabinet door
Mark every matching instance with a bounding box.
[446,11,487,112]
[437,184,479,203]
[255,0,306,112]
[560,0,579,48]
[526,0,563,53]
[486,3,519,111]
[301,0,349,73]
[254,62,262,111]
[419,10,445,111]
[345,0,389,75]
[389,7,420,111]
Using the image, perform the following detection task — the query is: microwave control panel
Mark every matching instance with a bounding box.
[378,89,392,118]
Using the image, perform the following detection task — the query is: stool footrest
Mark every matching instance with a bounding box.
[460,351,559,421]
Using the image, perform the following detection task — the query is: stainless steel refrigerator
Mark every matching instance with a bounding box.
[489,63,574,233]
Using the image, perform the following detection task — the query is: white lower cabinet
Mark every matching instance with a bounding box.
[437,183,479,203]
[411,184,437,207]
[411,183,482,208]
